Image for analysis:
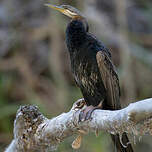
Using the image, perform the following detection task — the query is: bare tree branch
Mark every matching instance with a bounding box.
[5,98,152,152]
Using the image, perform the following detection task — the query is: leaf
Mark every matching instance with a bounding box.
[72,134,82,149]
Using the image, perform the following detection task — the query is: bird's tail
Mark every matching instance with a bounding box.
[111,133,133,152]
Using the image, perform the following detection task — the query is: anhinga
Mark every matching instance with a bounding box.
[46,4,133,152]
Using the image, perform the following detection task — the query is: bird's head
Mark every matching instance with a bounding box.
[45,4,85,19]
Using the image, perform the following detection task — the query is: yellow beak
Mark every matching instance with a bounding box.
[44,4,65,13]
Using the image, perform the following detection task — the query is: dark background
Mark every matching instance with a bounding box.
[0,0,152,151]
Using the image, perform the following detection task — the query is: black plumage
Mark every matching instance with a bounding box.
[66,19,133,152]
[46,4,133,152]
[66,19,119,109]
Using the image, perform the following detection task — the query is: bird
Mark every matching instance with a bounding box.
[46,4,133,152]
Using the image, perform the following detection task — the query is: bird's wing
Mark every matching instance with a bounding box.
[96,51,121,110]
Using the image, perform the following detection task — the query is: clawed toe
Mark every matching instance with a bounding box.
[79,105,96,122]
[85,110,94,120]
[79,111,86,122]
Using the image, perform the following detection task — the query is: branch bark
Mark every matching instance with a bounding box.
[5,98,152,152]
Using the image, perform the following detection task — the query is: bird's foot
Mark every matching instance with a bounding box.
[74,98,86,110]
[79,105,96,122]
[79,102,103,122]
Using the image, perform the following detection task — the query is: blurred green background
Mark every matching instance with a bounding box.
[0,0,152,151]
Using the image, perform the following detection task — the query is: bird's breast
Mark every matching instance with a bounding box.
[73,61,100,95]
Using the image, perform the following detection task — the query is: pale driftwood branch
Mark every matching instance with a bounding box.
[5,98,152,152]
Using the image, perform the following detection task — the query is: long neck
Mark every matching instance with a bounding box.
[66,19,88,53]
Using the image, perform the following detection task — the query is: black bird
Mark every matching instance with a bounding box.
[46,4,133,152]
